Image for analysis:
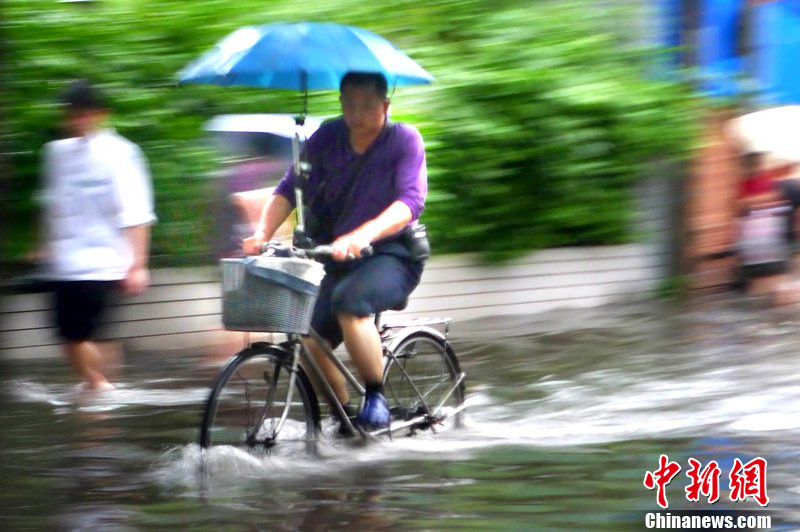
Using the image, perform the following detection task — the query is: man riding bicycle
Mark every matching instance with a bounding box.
[243,72,428,430]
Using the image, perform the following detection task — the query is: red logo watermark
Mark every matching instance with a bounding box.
[643,455,768,508]
[685,458,721,504]
[729,457,769,506]
[643,454,682,509]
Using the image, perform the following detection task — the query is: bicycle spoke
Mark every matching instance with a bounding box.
[244,364,281,446]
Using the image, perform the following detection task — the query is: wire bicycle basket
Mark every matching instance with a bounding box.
[221,255,325,333]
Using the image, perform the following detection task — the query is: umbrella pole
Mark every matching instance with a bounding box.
[292,114,313,249]
[292,76,314,249]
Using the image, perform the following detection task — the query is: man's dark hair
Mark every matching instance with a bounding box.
[340,72,388,99]
[60,80,108,111]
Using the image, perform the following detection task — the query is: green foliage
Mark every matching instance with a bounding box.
[2,0,699,265]
[406,1,699,260]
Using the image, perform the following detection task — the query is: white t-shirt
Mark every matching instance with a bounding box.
[41,129,157,281]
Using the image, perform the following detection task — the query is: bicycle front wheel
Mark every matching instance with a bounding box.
[199,344,320,456]
[383,331,465,432]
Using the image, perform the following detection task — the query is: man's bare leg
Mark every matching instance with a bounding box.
[65,340,113,390]
[339,313,390,428]
[302,337,349,405]
[338,314,383,385]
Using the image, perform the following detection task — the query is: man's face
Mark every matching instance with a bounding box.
[340,83,388,136]
[65,108,106,137]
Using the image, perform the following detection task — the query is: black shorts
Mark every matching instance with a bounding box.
[310,242,423,349]
[741,261,789,279]
[53,280,116,341]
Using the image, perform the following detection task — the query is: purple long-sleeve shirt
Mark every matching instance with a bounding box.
[274,117,427,243]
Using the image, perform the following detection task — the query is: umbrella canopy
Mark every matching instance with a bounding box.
[728,106,800,165]
[178,22,433,91]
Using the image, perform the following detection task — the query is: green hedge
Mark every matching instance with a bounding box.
[2,0,698,266]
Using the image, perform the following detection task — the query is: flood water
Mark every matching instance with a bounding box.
[2,297,799,530]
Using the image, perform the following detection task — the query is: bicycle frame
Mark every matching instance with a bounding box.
[272,321,466,438]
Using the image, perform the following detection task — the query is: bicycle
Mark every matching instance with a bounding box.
[199,242,466,456]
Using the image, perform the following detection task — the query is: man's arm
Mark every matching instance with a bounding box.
[121,223,151,295]
[355,200,413,242]
[111,142,156,294]
[242,193,294,255]
[330,201,412,261]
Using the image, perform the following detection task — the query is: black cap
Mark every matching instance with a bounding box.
[60,80,108,111]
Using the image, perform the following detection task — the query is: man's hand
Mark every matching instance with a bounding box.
[121,265,150,296]
[331,231,372,261]
[122,224,152,296]
[242,234,266,256]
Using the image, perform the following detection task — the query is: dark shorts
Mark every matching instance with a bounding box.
[311,242,423,349]
[742,261,789,279]
[53,280,115,341]
[778,179,800,242]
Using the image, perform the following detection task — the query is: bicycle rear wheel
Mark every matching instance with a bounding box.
[199,344,320,456]
[383,330,465,432]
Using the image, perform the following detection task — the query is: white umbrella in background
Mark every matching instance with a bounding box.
[205,114,323,161]
[728,106,800,168]
[204,114,326,248]
[204,114,322,138]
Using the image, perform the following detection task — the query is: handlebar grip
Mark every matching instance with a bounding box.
[305,245,333,260]
[305,245,373,261]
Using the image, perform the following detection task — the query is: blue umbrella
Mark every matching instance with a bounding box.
[178,22,433,91]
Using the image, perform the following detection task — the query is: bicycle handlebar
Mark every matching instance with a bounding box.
[259,241,374,261]
[304,245,374,261]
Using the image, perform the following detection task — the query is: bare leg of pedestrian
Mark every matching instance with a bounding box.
[772,274,800,306]
[203,330,245,362]
[747,275,775,303]
[65,340,113,391]
[748,272,798,306]
[97,340,123,383]
[202,332,279,363]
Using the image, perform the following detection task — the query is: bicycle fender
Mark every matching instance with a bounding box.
[383,325,447,352]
